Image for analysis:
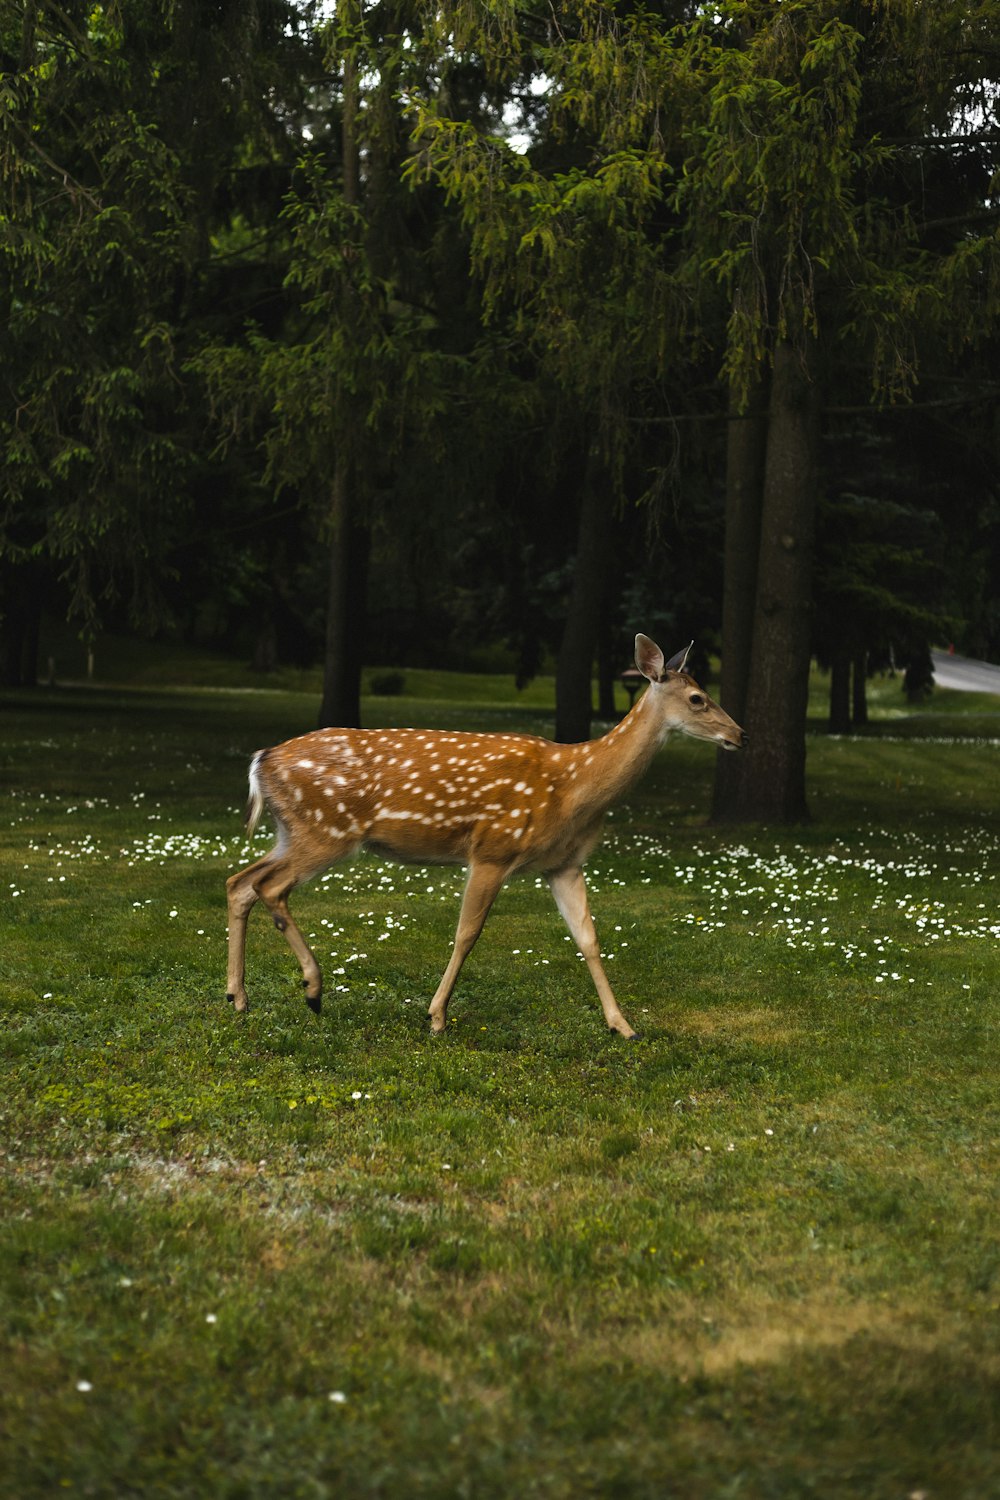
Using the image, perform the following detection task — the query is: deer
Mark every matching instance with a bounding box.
[225,635,746,1038]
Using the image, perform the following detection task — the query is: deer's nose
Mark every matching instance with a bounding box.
[740,731,749,748]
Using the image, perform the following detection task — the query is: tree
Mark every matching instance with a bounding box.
[410,4,696,739]
[814,422,956,733]
[0,0,310,682]
[676,6,875,820]
[1,3,187,678]
[195,0,510,724]
[5,0,997,739]
[677,1,1000,819]
[427,0,999,808]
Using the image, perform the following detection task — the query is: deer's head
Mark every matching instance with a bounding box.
[635,634,747,752]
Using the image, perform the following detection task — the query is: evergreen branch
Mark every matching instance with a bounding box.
[9,116,103,212]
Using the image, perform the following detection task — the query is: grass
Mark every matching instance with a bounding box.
[36,622,552,703]
[1,665,998,1498]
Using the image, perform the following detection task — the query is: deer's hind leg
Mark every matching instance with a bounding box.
[227,837,356,1015]
[226,855,269,1012]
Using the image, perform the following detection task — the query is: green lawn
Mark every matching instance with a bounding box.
[1,670,998,1498]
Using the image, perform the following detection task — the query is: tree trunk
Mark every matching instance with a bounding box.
[828,651,851,733]
[718,338,820,823]
[319,461,370,728]
[712,372,770,819]
[0,562,43,687]
[341,28,360,209]
[852,650,868,726]
[318,28,366,730]
[251,619,278,674]
[555,450,613,744]
[19,0,37,70]
[596,610,618,721]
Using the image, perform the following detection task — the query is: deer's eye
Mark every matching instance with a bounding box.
[689,693,705,707]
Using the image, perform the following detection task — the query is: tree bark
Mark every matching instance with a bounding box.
[596,607,618,721]
[340,9,360,210]
[319,460,369,728]
[318,26,366,729]
[852,650,868,726]
[0,562,43,687]
[555,449,613,744]
[828,650,851,733]
[712,372,770,819]
[19,0,37,71]
[595,648,617,721]
[717,338,821,822]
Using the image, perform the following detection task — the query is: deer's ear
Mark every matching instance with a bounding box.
[635,634,665,683]
[664,641,693,675]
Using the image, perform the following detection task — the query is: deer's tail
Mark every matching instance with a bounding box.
[244,750,267,835]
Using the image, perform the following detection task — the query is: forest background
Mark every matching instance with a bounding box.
[2,0,999,824]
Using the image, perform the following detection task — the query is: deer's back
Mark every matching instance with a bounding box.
[253,725,595,871]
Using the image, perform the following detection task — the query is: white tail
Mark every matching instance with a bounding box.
[225,634,746,1038]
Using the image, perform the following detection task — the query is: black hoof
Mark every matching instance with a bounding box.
[226,993,235,1006]
[609,1028,642,1041]
[303,981,322,1015]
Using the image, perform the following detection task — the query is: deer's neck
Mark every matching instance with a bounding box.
[561,689,668,818]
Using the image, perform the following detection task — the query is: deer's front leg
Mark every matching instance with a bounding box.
[547,865,638,1039]
[428,861,508,1033]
